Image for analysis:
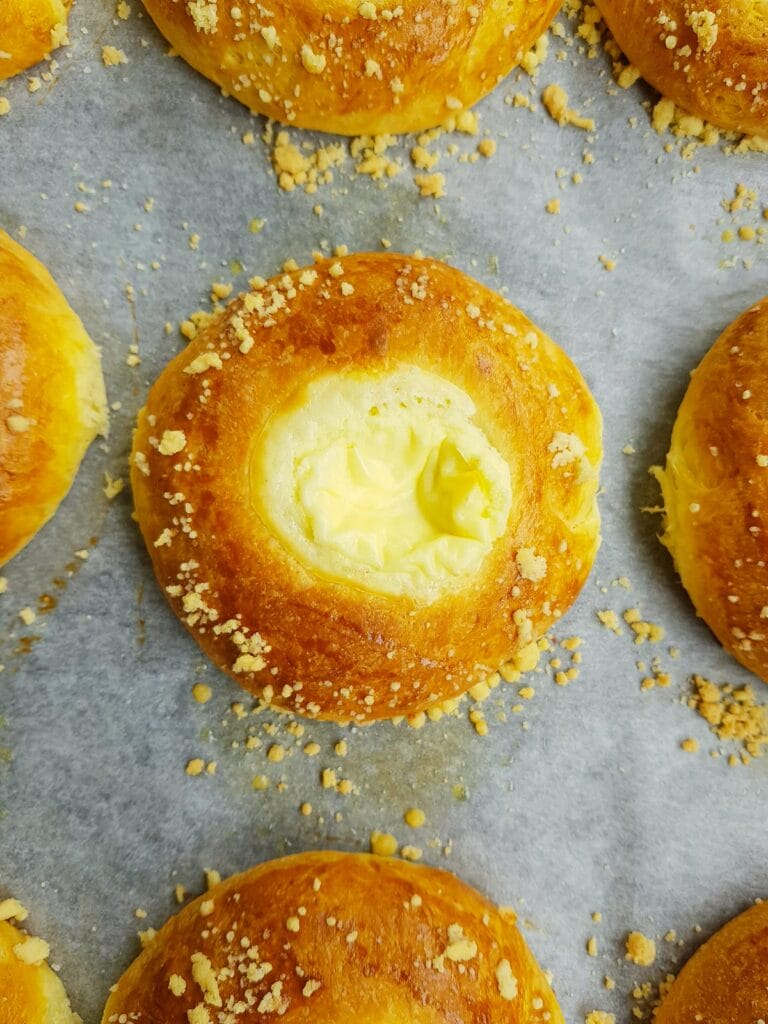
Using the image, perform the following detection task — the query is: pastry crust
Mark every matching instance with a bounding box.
[0,0,71,81]
[655,900,768,1024]
[101,851,564,1024]
[0,228,108,568]
[596,0,768,137]
[140,0,560,135]
[655,297,768,683]
[0,915,79,1024]
[131,253,601,723]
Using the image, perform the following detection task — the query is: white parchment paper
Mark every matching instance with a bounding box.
[1,2,768,1020]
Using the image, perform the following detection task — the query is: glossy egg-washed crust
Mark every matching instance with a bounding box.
[0,0,71,81]
[0,229,107,568]
[140,0,560,135]
[102,851,563,1024]
[596,0,768,137]
[655,900,768,1023]
[131,253,601,723]
[0,919,78,1024]
[656,298,768,683]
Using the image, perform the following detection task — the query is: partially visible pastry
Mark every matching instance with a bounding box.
[595,0,768,137]
[655,900,768,1023]
[0,898,79,1024]
[131,252,602,722]
[0,228,108,568]
[0,1,71,81]
[654,298,768,682]
[140,0,560,135]
[102,851,564,1024]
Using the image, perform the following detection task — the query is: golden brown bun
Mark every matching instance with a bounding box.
[655,298,768,683]
[140,0,560,135]
[102,851,563,1024]
[655,900,768,1023]
[0,0,71,81]
[0,228,108,568]
[596,0,768,136]
[131,253,601,723]
[0,915,79,1024]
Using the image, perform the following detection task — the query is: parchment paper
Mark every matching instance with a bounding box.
[1,3,768,1020]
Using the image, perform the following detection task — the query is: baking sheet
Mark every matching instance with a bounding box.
[2,2,768,1020]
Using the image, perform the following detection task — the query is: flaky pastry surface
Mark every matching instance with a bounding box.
[102,851,563,1024]
[656,297,768,682]
[655,900,768,1023]
[131,253,601,722]
[0,0,71,81]
[0,229,107,567]
[596,0,768,136]
[140,0,560,134]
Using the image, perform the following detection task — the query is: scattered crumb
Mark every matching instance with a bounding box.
[690,675,768,758]
[404,808,426,828]
[102,45,128,66]
[626,931,656,966]
[192,683,212,704]
[370,831,398,857]
[542,84,595,131]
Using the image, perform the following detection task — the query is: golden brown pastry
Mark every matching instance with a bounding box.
[0,228,108,568]
[595,0,768,137]
[0,899,79,1024]
[0,0,71,81]
[102,851,563,1024]
[131,253,601,722]
[140,0,560,135]
[655,900,768,1023]
[655,297,768,683]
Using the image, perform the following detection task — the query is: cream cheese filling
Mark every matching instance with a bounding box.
[252,366,512,601]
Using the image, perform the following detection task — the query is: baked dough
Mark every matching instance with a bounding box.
[0,904,79,1024]
[140,0,560,135]
[655,900,768,1023]
[0,0,71,81]
[101,851,564,1024]
[655,297,768,683]
[0,228,108,568]
[131,253,601,722]
[595,0,768,137]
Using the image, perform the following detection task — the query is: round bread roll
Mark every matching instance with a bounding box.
[0,902,79,1024]
[0,228,108,568]
[140,0,559,135]
[595,0,768,137]
[655,297,768,683]
[102,851,563,1024]
[131,253,601,722]
[0,0,71,82]
[655,900,768,1023]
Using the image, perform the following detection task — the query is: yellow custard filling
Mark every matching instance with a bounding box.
[252,366,512,601]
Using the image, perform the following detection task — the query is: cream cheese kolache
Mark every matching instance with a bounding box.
[0,0,71,82]
[0,228,108,568]
[131,253,602,723]
[653,900,768,1024]
[654,297,768,683]
[139,0,560,135]
[101,851,564,1024]
[0,897,79,1024]
[595,0,768,137]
